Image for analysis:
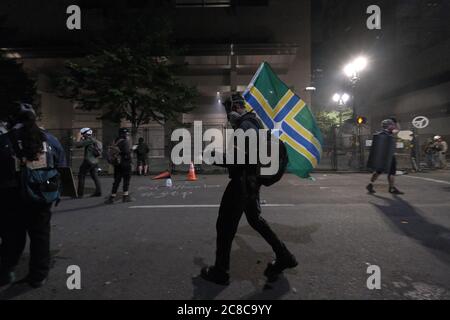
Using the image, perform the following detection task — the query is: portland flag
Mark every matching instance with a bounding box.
[243,62,323,178]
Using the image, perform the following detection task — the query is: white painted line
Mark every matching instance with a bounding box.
[129,204,295,209]
[129,203,450,210]
[404,175,450,185]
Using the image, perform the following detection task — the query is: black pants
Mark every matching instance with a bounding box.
[0,191,52,280]
[375,156,397,176]
[112,162,132,194]
[77,160,101,196]
[215,178,287,272]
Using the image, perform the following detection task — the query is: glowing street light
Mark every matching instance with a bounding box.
[332,93,350,106]
[354,57,368,71]
[344,56,368,83]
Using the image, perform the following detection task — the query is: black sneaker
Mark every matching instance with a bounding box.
[23,275,47,289]
[389,187,404,195]
[105,196,116,205]
[29,278,47,288]
[0,271,15,288]
[201,266,230,286]
[264,253,298,280]
[366,184,376,194]
[122,195,133,203]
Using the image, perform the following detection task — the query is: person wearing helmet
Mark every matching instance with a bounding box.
[0,102,66,288]
[201,94,297,286]
[105,128,133,204]
[434,136,448,169]
[74,128,102,198]
[366,118,404,195]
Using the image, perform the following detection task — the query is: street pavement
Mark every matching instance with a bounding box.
[1,170,450,300]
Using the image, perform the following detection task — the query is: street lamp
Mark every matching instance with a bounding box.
[332,92,350,126]
[331,93,350,171]
[344,56,368,85]
[333,93,350,107]
[343,56,369,170]
[332,92,350,132]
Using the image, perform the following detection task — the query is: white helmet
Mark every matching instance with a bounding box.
[434,136,441,141]
[80,128,93,136]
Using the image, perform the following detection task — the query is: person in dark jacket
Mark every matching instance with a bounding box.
[0,103,66,288]
[366,118,404,195]
[74,128,102,198]
[105,128,133,204]
[201,94,297,285]
[134,137,150,176]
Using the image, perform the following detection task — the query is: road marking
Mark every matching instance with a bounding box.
[129,204,295,209]
[404,175,450,185]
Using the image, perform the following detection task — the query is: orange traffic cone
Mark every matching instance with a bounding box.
[153,171,171,180]
[187,162,197,181]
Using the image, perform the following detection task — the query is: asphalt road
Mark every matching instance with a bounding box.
[1,171,450,300]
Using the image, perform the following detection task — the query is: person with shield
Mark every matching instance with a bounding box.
[366,118,404,195]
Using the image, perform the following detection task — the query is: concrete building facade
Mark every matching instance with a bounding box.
[1,0,312,170]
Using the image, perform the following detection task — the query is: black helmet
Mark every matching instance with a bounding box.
[231,93,245,110]
[118,128,129,137]
[6,102,36,127]
[381,119,395,130]
[222,93,245,114]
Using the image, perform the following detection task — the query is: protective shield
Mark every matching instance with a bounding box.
[367,132,396,173]
[58,167,78,198]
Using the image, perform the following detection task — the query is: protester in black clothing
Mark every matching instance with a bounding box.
[0,103,66,288]
[367,118,404,195]
[409,133,419,173]
[134,137,150,176]
[105,128,133,204]
[74,128,102,198]
[201,94,297,285]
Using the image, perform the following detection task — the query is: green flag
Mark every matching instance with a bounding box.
[243,62,323,178]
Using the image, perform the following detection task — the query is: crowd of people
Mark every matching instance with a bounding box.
[0,99,448,290]
[0,97,299,290]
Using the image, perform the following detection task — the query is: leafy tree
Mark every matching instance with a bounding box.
[55,14,197,143]
[0,53,36,122]
[315,109,353,134]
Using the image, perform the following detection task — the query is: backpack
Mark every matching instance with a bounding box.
[136,143,149,156]
[9,132,61,205]
[92,139,103,158]
[240,116,289,187]
[106,139,124,165]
